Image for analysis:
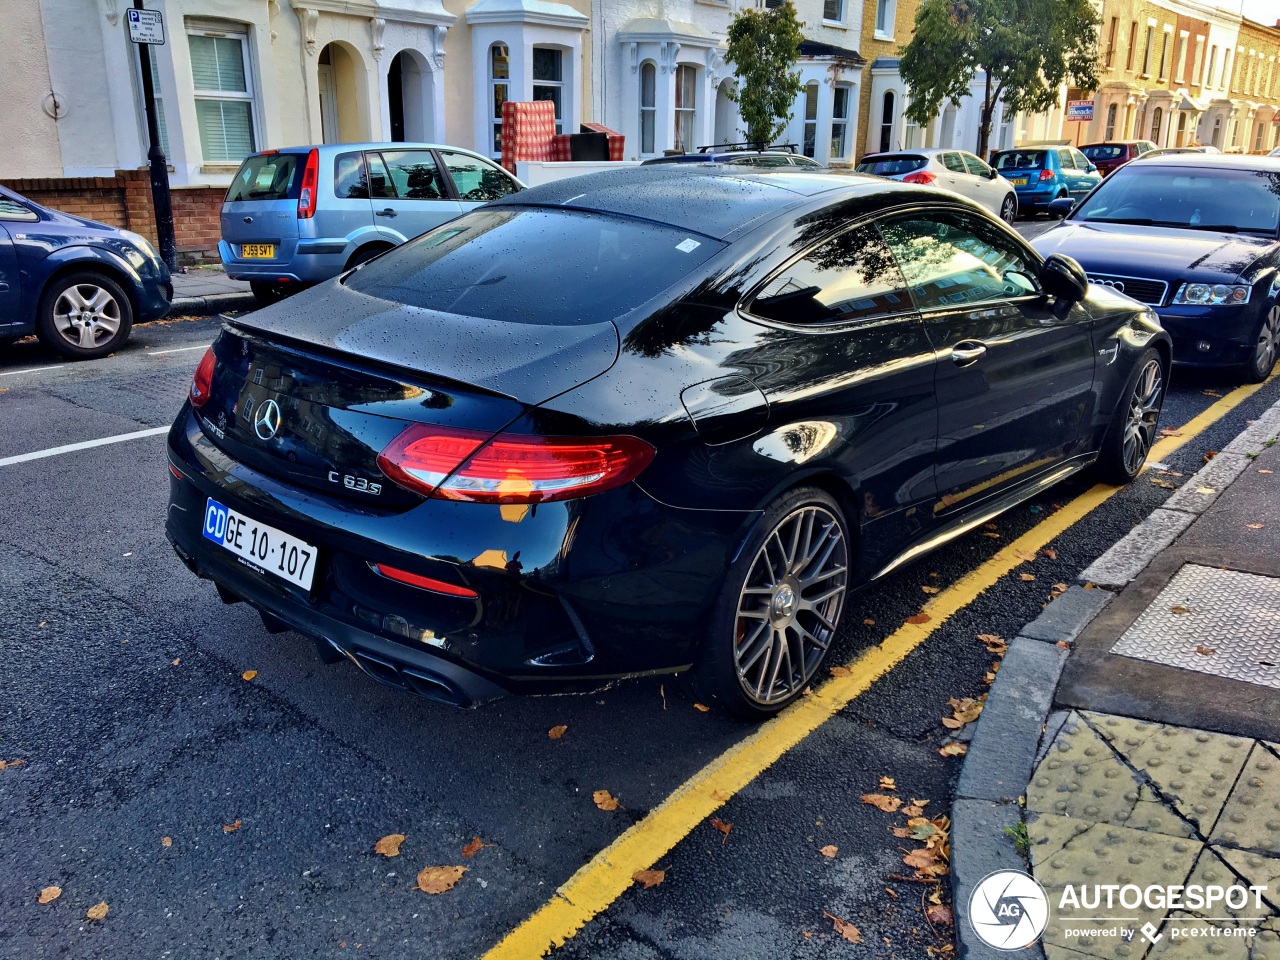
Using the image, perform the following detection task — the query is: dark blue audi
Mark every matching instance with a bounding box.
[166,166,1169,718]
[1034,154,1280,381]
[0,185,172,358]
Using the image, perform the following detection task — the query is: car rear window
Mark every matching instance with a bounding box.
[225,153,302,202]
[1082,145,1125,161]
[855,155,927,176]
[344,207,725,325]
[992,151,1046,171]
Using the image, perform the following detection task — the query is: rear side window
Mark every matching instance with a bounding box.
[941,153,968,174]
[1082,145,1124,161]
[748,225,912,326]
[225,153,300,202]
[438,151,521,201]
[1057,149,1075,170]
[855,154,927,176]
[992,151,1045,171]
[344,207,723,326]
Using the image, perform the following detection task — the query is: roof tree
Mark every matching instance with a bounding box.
[898,0,1100,158]
[724,0,806,149]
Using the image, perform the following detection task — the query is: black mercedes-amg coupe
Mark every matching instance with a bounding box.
[167,166,1170,718]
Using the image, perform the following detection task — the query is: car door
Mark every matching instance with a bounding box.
[436,150,522,213]
[960,152,1003,215]
[1070,147,1101,193]
[740,221,939,574]
[0,196,36,330]
[326,150,380,245]
[937,152,970,196]
[877,209,1096,514]
[369,148,463,242]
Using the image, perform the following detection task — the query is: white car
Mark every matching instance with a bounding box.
[1269,146,1280,158]
[856,148,1018,223]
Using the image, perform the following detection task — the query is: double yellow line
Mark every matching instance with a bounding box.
[483,375,1274,959]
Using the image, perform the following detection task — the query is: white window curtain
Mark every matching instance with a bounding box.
[188,31,255,163]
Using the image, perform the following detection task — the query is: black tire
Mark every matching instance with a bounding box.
[1096,347,1166,485]
[345,244,391,271]
[35,270,133,359]
[250,280,289,306]
[0,337,16,352]
[1239,303,1280,384]
[693,486,851,720]
[999,194,1017,224]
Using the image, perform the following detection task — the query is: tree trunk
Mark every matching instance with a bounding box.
[977,68,993,160]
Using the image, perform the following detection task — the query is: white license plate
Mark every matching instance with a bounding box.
[202,498,317,591]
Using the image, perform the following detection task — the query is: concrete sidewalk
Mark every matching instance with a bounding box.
[169,265,255,316]
[953,401,1280,959]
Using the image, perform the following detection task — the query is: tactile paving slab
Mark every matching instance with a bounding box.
[1208,744,1280,855]
[1111,565,1280,688]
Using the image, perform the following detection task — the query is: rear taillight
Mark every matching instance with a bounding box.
[377,425,656,504]
[190,347,216,408]
[902,171,937,185]
[298,148,319,219]
[1039,169,1054,181]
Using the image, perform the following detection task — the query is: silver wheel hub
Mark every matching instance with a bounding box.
[770,581,797,624]
[53,283,121,349]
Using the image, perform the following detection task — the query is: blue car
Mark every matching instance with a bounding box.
[990,146,1101,217]
[0,186,172,358]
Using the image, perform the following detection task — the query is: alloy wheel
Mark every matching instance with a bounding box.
[53,283,122,350]
[1122,358,1164,476]
[733,504,849,707]
[1000,196,1016,224]
[1253,305,1280,378]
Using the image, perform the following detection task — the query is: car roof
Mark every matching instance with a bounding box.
[491,165,897,241]
[255,143,489,158]
[1120,153,1280,172]
[862,149,962,157]
[1081,140,1151,147]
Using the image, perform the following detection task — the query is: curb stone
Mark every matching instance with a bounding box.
[950,393,1280,960]
[169,292,256,317]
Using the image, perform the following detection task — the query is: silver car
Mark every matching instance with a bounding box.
[856,148,1018,223]
[220,143,525,304]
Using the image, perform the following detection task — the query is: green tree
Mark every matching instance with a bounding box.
[724,1,805,148]
[898,0,1100,159]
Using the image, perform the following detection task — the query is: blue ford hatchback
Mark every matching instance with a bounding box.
[220,144,525,304]
[990,146,1102,217]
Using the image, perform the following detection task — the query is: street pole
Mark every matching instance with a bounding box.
[133,0,177,271]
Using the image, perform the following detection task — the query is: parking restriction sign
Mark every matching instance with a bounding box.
[126,8,165,45]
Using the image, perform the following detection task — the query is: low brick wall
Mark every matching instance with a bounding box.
[5,169,224,265]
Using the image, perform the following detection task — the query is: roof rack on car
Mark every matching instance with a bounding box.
[695,142,800,154]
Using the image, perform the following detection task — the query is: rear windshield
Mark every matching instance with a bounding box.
[344,207,725,325]
[225,153,301,202]
[1082,145,1124,161]
[992,151,1046,171]
[856,155,927,176]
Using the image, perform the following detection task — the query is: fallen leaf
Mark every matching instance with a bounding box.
[461,837,489,858]
[1170,605,1191,615]
[1151,477,1177,490]
[976,634,1006,655]
[1013,549,1037,563]
[1248,523,1264,529]
[0,759,27,771]
[1057,640,1071,649]
[862,618,876,626]
[879,776,897,790]
[891,826,912,838]
[547,724,568,739]
[1041,548,1058,559]
[905,613,931,625]
[1204,450,1219,462]
[710,789,730,802]
[939,742,968,757]
[1204,389,1223,398]
[416,865,466,894]
[983,522,998,530]
[819,844,838,858]
[171,658,180,666]
[37,886,61,904]
[929,572,940,578]
[903,847,945,875]
[1159,427,1183,437]
[593,790,622,811]
[692,703,711,713]
[927,903,954,926]
[241,670,258,681]
[823,911,862,944]
[907,817,936,838]
[1195,645,1217,656]
[632,868,665,889]
[709,817,733,840]
[802,931,813,939]
[982,531,1000,539]
[1259,469,1273,475]
[1019,573,1036,582]
[829,665,852,677]
[373,833,406,857]
[860,793,903,813]
[921,585,940,595]
[1196,487,1217,495]
[222,820,242,833]
[942,696,984,730]
[885,886,899,899]
[86,902,109,921]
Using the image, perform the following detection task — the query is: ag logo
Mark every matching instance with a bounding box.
[969,870,1049,950]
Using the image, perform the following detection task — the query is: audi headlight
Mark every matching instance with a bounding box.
[1173,282,1251,306]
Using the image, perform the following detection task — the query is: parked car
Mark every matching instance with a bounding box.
[1141,146,1221,158]
[642,144,825,168]
[855,149,1018,223]
[1034,154,1280,381]
[169,166,1168,718]
[1079,140,1157,176]
[989,146,1102,216]
[220,143,525,305]
[0,185,171,358]
[1269,147,1280,158]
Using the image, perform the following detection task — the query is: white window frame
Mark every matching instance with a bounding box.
[673,64,697,153]
[874,0,895,40]
[1206,45,1218,89]
[822,0,845,26]
[532,46,565,136]
[1192,37,1205,88]
[639,61,656,156]
[1141,24,1154,77]
[186,21,258,165]
[489,43,510,159]
[1174,31,1188,83]
[802,82,819,158]
[830,83,852,160]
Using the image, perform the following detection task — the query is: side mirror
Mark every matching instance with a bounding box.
[1047,196,1076,217]
[1039,253,1088,302]
[987,167,999,179]
[1086,163,1098,173]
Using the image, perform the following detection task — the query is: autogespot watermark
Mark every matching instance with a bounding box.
[967,870,1270,951]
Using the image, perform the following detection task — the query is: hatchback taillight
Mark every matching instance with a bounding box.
[298,148,319,219]
[377,425,656,504]
[1039,169,1054,181]
[902,171,937,185]
[190,347,216,408]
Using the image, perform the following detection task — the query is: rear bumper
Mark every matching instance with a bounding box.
[219,239,350,285]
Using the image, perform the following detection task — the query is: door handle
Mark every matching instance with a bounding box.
[951,341,987,366]
[376,208,397,218]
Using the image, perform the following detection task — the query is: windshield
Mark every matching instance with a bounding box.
[856,155,927,176]
[1073,165,1280,235]
[1082,145,1124,161]
[225,153,301,202]
[344,207,725,325]
[992,151,1046,171]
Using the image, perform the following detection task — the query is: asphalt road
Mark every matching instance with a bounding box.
[1,235,1275,959]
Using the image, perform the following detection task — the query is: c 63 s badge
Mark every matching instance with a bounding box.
[329,471,382,496]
